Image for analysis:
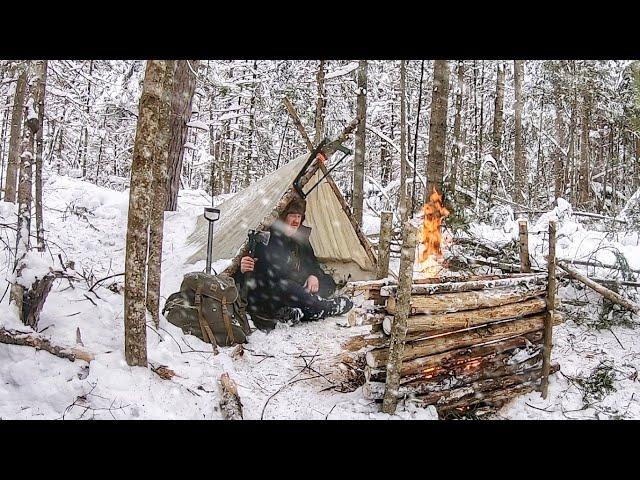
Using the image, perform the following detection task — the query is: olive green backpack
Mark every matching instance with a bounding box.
[162,272,250,347]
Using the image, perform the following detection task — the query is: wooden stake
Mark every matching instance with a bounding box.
[382,221,417,414]
[540,220,557,398]
[377,211,393,280]
[519,220,531,273]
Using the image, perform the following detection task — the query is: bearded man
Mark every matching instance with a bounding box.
[236,198,353,330]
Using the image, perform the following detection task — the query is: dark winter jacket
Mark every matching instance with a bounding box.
[236,223,336,299]
[255,224,328,288]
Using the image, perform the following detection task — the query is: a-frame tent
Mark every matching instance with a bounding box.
[185,152,377,283]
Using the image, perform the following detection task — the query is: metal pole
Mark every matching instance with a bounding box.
[206,221,214,275]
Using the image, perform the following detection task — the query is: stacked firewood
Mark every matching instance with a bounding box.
[342,272,563,417]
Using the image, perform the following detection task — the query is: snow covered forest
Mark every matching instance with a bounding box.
[1,59,639,420]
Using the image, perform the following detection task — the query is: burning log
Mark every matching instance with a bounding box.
[382,297,549,336]
[379,273,547,297]
[367,365,560,414]
[366,331,544,380]
[364,353,545,399]
[385,284,548,315]
[366,347,544,387]
[366,313,563,368]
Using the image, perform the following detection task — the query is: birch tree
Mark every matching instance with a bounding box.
[124,60,169,367]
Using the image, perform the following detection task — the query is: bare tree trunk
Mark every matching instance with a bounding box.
[492,62,505,162]
[513,60,526,204]
[124,60,169,367]
[411,60,426,212]
[11,62,40,319]
[353,60,367,225]
[553,73,565,201]
[244,60,257,188]
[399,61,409,222]
[4,68,27,203]
[578,86,591,206]
[146,61,176,327]
[567,62,577,204]
[426,60,450,198]
[0,98,10,196]
[314,60,326,145]
[35,60,48,252]
[166,60,198,211]
[450,61,464,197]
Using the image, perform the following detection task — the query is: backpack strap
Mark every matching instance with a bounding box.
[220,297,236,344]
[195,285,219,355]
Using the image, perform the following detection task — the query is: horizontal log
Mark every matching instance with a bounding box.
[393,331,544,378]
[367,364,561,413]
[385,285,548,315]
[382,297,549,336]
[380,273,547,297]
[342,332,388,352]
[433,364,561,417]
[347,308,386,327]
[366,313,563,368]
[415,365,557,407]
[464,256,545,273]
[344,273,538,295]
[364,352,544,398]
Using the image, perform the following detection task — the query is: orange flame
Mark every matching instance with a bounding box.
[416,187,450,277]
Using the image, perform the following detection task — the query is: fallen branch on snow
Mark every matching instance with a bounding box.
[0,327,94,363]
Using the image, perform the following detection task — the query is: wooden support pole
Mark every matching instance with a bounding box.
[540,220,556,398]
[283,97,314,152]
[377,211,393,280]
[382,221,417,414]
[519,220,532,273]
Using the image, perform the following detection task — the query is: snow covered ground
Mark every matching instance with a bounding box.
[1,172,638,420]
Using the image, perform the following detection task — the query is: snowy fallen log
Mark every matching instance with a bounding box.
[219,373,243,420]
[557,258,640,275]
[557,260,640,315]
[0,327,94,363]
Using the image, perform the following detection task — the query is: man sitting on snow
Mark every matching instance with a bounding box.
[236,198,353,330]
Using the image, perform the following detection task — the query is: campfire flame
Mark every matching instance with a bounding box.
[416,187,450,277]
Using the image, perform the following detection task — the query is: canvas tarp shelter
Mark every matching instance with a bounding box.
[185,153,377,283]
